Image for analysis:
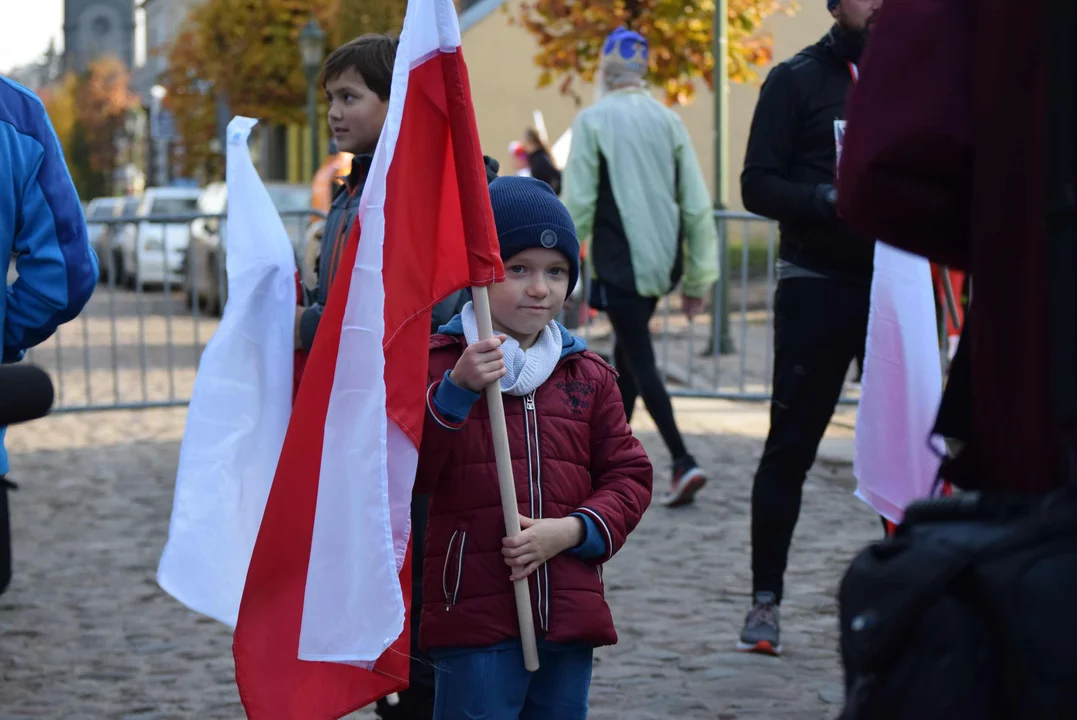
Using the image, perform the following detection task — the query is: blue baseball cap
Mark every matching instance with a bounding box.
[602,28,649,73]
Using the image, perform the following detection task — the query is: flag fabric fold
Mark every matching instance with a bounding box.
[853,241,946,523]
[232,0,503,715]
[156,116,297,627]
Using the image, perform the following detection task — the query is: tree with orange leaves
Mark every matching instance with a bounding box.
[160,25,221,181]
[39,57,136,197]
[513,0,798,106]
[162,0,479,180]
[330,0,407,47]
[163,0,343,181]
[74,55,139,193]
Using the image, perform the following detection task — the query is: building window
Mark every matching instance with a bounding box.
[93,16,112,37]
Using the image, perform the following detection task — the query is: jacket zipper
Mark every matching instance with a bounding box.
[442,530,466,610]
[522,390,549,631]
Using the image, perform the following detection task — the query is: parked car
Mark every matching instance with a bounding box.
[101,195,143,283]
[84,197,122,261]
[117,187,201,289]
[185,182,314,315]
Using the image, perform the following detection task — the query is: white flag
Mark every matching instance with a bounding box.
[157,116,297,626]
[854,241,946,523]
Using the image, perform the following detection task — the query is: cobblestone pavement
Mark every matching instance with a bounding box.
[0,395,877,719]
[2,280,874,718]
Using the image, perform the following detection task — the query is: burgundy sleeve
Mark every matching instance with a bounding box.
[414,375,466,495]
[574,367,654,565]
[837,0,975,270]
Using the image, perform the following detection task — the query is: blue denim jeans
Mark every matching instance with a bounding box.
[432,639,593,720]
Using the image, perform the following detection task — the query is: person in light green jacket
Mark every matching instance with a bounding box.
[562,28,718,508]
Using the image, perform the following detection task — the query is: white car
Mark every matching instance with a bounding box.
[84,196,122,259]
[118,187,201,289]
[184,182,314,315]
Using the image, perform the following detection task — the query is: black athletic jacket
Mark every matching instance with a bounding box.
[741,25,874,285]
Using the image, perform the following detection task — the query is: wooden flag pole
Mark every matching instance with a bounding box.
[471,285,541,672]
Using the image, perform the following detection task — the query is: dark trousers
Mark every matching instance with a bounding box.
[0,477,11,597]
[602,284,691,465]
[375,493,435,719]
[751,278,870,603]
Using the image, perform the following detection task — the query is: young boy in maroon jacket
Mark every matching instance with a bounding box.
[414,176,653,719]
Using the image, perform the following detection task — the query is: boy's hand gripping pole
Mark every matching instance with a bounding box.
[471,285,541,672]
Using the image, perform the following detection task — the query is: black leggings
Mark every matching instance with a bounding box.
[602,284,691,466]
[751,278,870,603]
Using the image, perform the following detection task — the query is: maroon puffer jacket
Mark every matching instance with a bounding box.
[414,334,653,651]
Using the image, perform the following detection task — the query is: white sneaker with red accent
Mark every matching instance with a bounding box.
[660,464,707,507]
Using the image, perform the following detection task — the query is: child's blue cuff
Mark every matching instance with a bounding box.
[568,513,607,560]
[432,370,481,425]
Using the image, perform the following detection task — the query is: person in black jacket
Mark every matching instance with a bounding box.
[737,0,881,657]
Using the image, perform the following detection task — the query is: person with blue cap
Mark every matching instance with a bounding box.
[738,0,882,658]
[562,26,718,510]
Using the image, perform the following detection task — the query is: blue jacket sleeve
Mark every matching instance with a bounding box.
[431,370,481,426]
[4,95,98,362]
[567,512,608,560]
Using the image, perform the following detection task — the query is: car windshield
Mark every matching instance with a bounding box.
[265,186,312,215]
[148,196,199,217]
[122,198,141,217]
[90,201,118,219]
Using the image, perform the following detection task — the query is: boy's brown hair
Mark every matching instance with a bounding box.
[321,33,399,101]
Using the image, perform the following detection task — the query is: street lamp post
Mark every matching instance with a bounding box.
[299,17,327,178]
[150,84,169,187]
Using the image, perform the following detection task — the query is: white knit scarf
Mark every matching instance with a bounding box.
[460,302,562,397]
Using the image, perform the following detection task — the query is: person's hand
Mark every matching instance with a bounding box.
[682,294,706,322]
[502,515,584,581]
[813,183,838,219]
[449,335,507,393]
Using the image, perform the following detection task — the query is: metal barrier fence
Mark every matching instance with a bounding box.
[21,208,959,414]
[569,210,961,405]
[20,209,324,413]
[570,211,810,404]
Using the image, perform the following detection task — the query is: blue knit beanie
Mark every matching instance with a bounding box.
[827,0,840,10]
[488,176,580,294]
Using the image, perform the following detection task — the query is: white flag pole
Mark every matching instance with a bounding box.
[471,285,541,672]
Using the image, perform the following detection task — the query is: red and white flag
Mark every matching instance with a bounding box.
[232,0,503,714]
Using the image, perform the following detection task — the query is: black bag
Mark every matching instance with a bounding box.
[839,491,1077,720]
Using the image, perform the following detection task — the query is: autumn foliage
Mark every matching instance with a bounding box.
[161,0,335,177]
[161,0,780,178]
[330,0,407,47]
[162,0,415,179]
[513,0,798,105]
[76,57,140,180]
[40,55,138,197]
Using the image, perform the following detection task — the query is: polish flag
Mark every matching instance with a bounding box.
[232,0,503,714]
